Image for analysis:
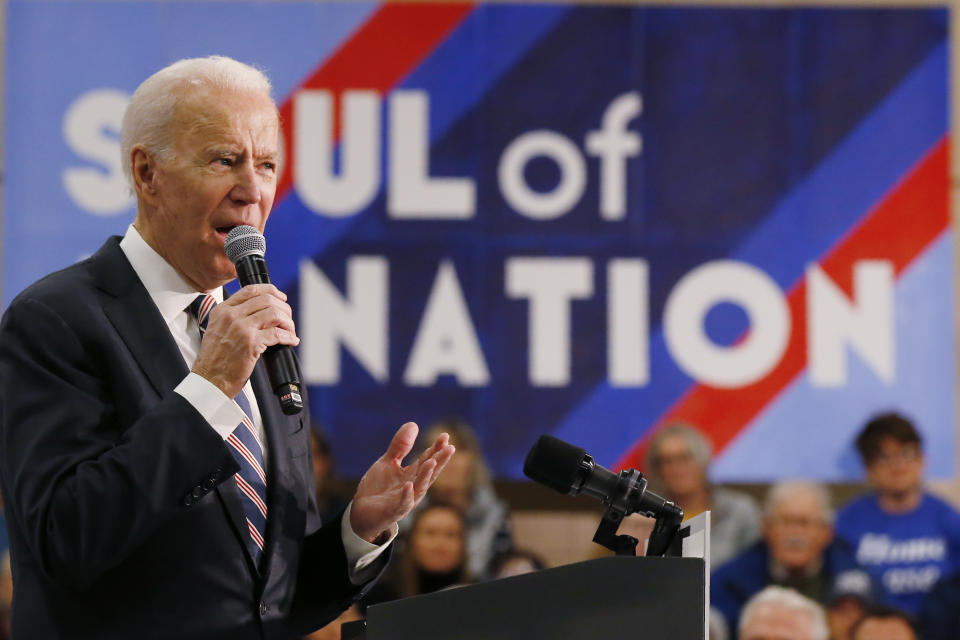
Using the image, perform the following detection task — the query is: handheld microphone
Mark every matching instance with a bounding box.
[224,225,304,415]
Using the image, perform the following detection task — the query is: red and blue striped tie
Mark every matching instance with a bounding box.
[190,294,268,564]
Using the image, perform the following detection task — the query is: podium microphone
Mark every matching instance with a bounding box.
[224,225,304,415]
[523,435,683,555]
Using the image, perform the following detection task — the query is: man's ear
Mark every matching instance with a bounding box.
[131,145,159,202]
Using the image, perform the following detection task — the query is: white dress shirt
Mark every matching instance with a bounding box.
[119,225,393,582]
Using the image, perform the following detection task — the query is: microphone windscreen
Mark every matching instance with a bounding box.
[523,435,587,495]
[224,225,266,263]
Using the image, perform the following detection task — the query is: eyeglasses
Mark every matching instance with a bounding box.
[768,515,827,529]
[654,452,694,467]
[870,447,920,466]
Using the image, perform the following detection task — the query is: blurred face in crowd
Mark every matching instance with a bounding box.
[826,598,866,640]
[653,434,706,497]
[741,603,816,640]
[133,86,279,292]
[852,617,916,640]
[865,437,924,499]
[765,488,833,572]
[495,556,539,579]
[410,506,465,574]
[430,448,473,496]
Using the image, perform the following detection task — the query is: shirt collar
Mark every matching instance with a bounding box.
[119,224,224,325]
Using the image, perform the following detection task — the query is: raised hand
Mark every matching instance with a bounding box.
[349,422,456,543]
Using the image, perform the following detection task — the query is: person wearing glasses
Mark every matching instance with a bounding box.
[834,413,960,617]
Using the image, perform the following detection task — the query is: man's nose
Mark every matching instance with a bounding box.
[230,162,262,205]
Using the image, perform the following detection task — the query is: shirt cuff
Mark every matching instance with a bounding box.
[174,372,247,440]
[342,501,397,585]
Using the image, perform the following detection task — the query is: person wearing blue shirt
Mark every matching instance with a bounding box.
[834,413,960,616]
[711,480,865,635]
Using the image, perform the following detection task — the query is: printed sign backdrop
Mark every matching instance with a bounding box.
[4,3,953,480]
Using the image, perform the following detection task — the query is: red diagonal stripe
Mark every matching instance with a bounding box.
[615,137,950,472]
[228,434,267,485]
[276,2,475,201]
[247,519,265,550]
[236,475,268,518]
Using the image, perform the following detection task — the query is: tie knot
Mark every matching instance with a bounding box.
[189,294,217,338]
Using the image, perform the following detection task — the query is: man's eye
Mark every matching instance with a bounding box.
[217,157,234,166]
[262,162,276,172]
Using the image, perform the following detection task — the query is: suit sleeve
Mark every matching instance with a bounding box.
[0,296,239,590]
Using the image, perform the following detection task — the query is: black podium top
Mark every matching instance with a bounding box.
[357,556,705,640]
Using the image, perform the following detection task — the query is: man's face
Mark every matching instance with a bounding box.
[740,603,816,640]
[865,437,924,498]
[764,488,833,571]
[136,86,279,291]
[653,434,706,497]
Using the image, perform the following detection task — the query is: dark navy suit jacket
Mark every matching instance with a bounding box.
[0,237,381,639]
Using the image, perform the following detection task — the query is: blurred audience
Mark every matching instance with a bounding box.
[834,413,960,615]
[849,606,917,640]
[712,480,861,634]
[488,549,546,580]
[916,567,960,640]
[738,586,829,640]
[0,552,9,640]
[365,502,471,606]
[408,418,512,578]
[824,568,877,640]
[310,426,351,525]
[645,423,761,566]
[303,604,361,640]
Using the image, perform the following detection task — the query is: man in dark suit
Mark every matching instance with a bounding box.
[0,56,454,639]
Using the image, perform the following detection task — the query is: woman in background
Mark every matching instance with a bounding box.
[411,419,513,578]
[365,502,471,607]
[645,422,760,567]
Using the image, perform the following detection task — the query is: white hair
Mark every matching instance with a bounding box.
[120,55,274,190]
[764,479,834,525]
[644,422,713,480]
[739,586,829,640]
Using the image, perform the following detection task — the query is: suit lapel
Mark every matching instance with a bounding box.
[91,239,263,576]
[91,238,189,397]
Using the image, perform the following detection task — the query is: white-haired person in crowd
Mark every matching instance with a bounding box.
[645,422,761,566]
[711,481,869,635]
[739,586,829,640]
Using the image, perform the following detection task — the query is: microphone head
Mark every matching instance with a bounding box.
[224,225,266,264]
[523,435,589,495]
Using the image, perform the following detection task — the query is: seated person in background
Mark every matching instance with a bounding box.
[849,606,917,640]
[0,552,9,640]
[712,481,861,634]
[302,604,360,640]
[738,586,829,640]
[364,503,470,606]
[916,566,960,640]
[488,549,546,579]
[310,426,351,525]
[408,418,512,578]
[824,568,878,640]
[645,422,761,567]
[834,412,960,616]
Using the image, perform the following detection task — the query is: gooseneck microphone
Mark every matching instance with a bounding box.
[524,434,684,556]
[224,225,304,415]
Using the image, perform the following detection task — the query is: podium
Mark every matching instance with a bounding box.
[346,555,706,640]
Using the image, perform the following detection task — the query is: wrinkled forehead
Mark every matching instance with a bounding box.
[170,85,280,151]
